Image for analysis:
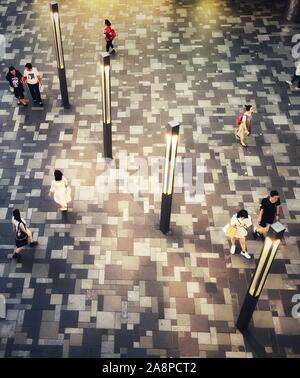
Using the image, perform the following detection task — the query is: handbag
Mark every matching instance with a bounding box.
[15,222,28,248]
[222,223,236,239]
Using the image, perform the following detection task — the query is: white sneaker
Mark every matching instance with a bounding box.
[230,245,236,255]
[241,250,252,260]
[285,80,293,86]
[295,87,300,91]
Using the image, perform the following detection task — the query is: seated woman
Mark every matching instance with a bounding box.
[226,209,252,260]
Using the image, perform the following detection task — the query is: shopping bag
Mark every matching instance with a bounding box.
[222,224,236,239]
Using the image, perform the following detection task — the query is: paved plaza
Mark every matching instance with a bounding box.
[0,0,300,358]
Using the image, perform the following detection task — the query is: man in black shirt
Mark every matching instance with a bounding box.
[253,190,281,238]
[5,66,28,106]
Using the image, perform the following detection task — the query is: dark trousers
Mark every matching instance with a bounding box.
[13,87,24,99]
[291,68,300,88]
[28,83,42,103]
[106,40,114,52]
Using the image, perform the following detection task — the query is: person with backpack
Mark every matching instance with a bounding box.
[104,19,116,54]
[5,66,28,106]
[11,209,38,259]
[235,104,254,147]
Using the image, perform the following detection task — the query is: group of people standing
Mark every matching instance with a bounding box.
[224,191,281,260]
[6,63,43,107]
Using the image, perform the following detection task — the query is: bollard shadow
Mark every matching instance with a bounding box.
[241,329,268,358]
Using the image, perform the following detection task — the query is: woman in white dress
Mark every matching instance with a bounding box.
[228,209,252,260]
[49,170,71,211]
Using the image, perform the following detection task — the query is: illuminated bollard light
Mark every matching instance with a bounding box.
[101,52,112,159]
[50,2,70,109]
[236,222,286,332]
[159,121,180,234]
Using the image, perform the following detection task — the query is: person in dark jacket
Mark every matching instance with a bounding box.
[5,66,28,106]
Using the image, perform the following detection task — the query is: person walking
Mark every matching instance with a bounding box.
[12,209,38,259]
[23,63,43,106]
[235,105,254,146]
[49,170,72,211]
[285,60,300,90]
[253,190,281,239]
[104,19,116,54]
[5,66,28,106]
[223,209,253,260]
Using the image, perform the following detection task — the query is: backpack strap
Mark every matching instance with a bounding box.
[17,221,26,233]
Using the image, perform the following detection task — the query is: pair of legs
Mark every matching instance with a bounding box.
[236,125,248,147]
[231,236,247,251]
[230,236,251,259]
[106,39,115,53]
[14,229,36,256]
[254,223,269,238]
[27,83,42,104]
[14,87,27,106]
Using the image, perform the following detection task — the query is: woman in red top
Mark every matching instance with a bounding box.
[104,19,116,54]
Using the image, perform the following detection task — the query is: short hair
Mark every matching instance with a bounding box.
[270,190,279,197]
[9,66,15,72]
[13,209,21,222]
[54,170,63,181]
[245,104,252,111]
[25,63,32,69]
[105,19,111,26]
[237,209,248,219]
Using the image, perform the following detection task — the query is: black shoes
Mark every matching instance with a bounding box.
[39,102,43,106]
[30,241,38,248]
[12,252,21,259]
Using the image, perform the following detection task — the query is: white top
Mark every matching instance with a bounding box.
[50,176,71,206]
[12,216,27,235]
[23,68,40,85]
[230,214,252,229]
[296,60,300,76]
[50,176,69,194]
